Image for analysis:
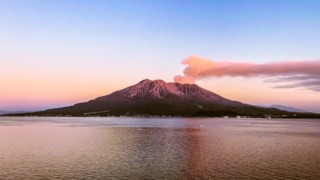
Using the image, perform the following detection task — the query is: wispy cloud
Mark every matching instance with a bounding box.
[268,75,320,91]
[174,55,320,91]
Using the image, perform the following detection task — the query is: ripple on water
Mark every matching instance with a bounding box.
[0,117,319,179]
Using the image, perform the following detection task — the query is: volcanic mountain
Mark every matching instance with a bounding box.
[17,79,300,117]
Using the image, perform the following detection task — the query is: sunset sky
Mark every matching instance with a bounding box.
[1,0,320,112]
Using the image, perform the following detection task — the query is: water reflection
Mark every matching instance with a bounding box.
[0,117,319,179]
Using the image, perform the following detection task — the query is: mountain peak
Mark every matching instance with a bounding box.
[139,79,152,83]
[113,79,229,103]
[139,79,166,84]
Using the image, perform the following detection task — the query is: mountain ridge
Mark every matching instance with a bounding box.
[0,110,28,115]
[269,105,307,113]
[95,79,243,105]
[6,79,319,118]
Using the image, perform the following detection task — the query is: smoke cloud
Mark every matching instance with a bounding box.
[174,55,320,91]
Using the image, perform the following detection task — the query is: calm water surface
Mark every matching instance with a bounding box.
[0,117,319,179]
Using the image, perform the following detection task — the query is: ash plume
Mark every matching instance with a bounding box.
[174,55,320,91]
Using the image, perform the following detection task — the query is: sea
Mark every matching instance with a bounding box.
[0,117,319,179]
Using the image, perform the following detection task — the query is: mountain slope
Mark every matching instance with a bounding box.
[269,105,307,113]
[0,110,9,115]
[16,79,296,117]
[0,110,28,115]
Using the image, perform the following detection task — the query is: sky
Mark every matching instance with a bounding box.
[1,0,320,112]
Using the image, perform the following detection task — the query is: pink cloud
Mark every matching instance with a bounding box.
[174,55,320,91]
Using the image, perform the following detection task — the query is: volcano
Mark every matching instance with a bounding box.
[16,79,299,117]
